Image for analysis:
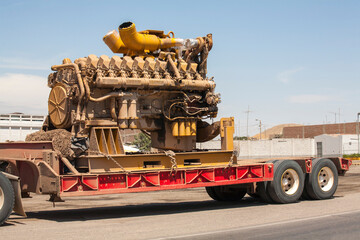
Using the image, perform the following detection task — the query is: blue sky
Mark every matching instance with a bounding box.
[0,0,359,136]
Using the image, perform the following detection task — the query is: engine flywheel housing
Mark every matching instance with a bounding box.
[48,83,71,129]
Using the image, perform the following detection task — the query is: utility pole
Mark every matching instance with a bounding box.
[264,125,267,139]
[256,119,262,140]
[328,111,337,124]
[244,105,252,138]
[302,125,305,139]
[235,119,240,137]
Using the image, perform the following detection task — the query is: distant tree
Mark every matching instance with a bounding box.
[132,132,151,151]
[234,136,249,140]
[343,153,360,159]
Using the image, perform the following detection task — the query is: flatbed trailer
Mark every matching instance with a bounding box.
[0,131,352,225]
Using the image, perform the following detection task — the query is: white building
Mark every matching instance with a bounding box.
[197,134,359,159]
[314,134,359,157]
[0,113,45,142]
[197,138,316,159]
[235,138,315,159]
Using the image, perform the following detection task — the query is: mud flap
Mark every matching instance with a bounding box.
[2,172,27,217]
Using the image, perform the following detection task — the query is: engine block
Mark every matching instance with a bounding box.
[46,22,221,151]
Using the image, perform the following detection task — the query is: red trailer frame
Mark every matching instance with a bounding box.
[0,140,352,223]
[60,164,273,197]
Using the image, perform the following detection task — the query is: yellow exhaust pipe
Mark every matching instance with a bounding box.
[103,30,129,54]
[118,22,197,52]
[104,22,200,54]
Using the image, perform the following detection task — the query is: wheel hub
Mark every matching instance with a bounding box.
[281,168,300,195]
[317,166,334,192]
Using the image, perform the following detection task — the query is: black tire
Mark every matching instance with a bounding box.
[301,178,312,200]
[205,186,221,201]
[205,185,247,201]
[268,160,305,204]
[305,159,338,200]
[256,160,278,203]
[256,181,274,203]
[0,172,14,226]
[247,192,259,199]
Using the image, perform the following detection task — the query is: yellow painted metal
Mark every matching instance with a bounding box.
[95,129,107,154]
[111,129,124,154]
[185,121,191,136]
[90,127,125,155]
[62,58,72,64]
[118,99,128,128]
[172,121,196,137]
[118,22,182,52]
[178,61,187,73]
[172,121,179,136]
[86,150,236,173]
[190,121,197,136]
[179,121,186,136]
[104,129,116,154]
[103,30,129,54]
[220,117,234,151]
[48,84,71,129]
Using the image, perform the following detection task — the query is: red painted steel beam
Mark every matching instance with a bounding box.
[60,164,273,197]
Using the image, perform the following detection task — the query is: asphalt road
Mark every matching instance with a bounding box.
[168,210,360,240]
[1,165,360,240]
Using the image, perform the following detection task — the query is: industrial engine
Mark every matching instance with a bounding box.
[45,22,221,152]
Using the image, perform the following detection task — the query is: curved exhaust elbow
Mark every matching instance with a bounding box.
[103,30,129,54]
[119,22,161,52]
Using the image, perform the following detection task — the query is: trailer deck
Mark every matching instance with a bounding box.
[0,136,352,225]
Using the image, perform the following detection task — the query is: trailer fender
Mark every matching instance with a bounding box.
[330,157,352,176]
[2,172,26,217]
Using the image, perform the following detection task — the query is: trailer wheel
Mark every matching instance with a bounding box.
[205,186,221,201]
[301,182,311,200]
[268,160,304,204]
[256,160,278,203]
[247,192,259,199]
[257,181,273,203]
[305,159,338,200]
[205,186,247,201]
[0,172,14,226]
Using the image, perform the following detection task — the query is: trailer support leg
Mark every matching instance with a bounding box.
[49,194,64,203]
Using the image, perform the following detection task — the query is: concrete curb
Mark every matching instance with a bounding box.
[351,160,360,165]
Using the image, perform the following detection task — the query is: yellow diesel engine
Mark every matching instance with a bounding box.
[45,22,220,151]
